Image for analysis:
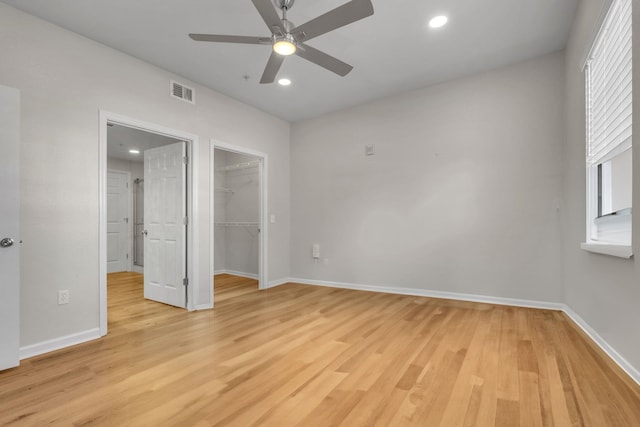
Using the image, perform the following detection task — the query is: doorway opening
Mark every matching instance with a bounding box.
[210,142,267,307]
[99,112,199,336]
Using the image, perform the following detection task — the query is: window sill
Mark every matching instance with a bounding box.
[580,242,633,259]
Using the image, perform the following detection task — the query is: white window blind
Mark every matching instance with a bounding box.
[586,0,632,166]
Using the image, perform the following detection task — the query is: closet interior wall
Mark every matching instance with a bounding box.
[214,149,259,278]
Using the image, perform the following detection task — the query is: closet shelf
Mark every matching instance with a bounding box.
[215,187,234,193]
[216,160,259,172]
[215,221,259,227]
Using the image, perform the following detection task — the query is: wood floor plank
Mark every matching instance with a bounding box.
[0,272,639,426]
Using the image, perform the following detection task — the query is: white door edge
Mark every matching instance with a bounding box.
[209,139,268,309]
[0,85,20,370]
[99,110,199,336]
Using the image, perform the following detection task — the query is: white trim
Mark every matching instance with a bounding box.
[188,137,200,311]
[214,270,259,280]
[563,307,640,385]
[132,265,144,274]
[210,139,268,310]
[580,242,633,258]
[20,328,101,360]
[288,277,564,311]
[266,278,290,289]
[99,111,200,334]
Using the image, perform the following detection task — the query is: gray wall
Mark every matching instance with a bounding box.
[290,51,566,303]
[562,0,640,372]
[0,3,290,347]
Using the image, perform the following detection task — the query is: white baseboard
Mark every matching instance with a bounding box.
[214,269,258,280]
[288,277,639,386]
[194,303,213,310]
[20,328,101,360]
[132,265,144,274]
[562,306,640,385]
[266,278,291,289]
[288,277,564,311]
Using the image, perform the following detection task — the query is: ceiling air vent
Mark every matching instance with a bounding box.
[170,80,195,104]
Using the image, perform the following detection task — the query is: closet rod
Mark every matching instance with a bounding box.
[214,187,234,193]
[216,160,259,172]
[214,221,259,227]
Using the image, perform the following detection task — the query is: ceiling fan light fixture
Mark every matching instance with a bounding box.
[273,34,297,56]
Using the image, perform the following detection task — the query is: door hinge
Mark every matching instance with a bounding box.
[183,216,189,225]
[183,155,189,165]
[126,253,129,259]
[183,277,189,287]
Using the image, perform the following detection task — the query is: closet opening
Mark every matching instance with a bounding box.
[211,145,266,305]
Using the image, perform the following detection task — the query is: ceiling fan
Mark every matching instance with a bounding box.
[189,0,374,84]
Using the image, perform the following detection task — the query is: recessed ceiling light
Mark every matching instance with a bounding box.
[129,149,140,154]
[278,78,292,86]
[429,15,448,28]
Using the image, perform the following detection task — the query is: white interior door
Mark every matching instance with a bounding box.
[143,142,187,308]
[0,85,20,370]
[106,170,130,273]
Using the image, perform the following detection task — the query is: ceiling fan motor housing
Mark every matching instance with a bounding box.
[276,0,295,10]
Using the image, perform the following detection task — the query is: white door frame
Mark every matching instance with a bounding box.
[106,168,132,273]
[99,111,199,336]
[210,139,268,308]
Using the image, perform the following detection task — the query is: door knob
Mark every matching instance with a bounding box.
[0,238,14,248]
[141,230,148,236]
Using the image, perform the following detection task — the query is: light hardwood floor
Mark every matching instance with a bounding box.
[1,272,639,426]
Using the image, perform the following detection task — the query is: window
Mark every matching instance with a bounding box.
[584,0,632,252]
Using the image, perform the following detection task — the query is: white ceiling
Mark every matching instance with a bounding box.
[107,124,182,162]
[3,0,578,122]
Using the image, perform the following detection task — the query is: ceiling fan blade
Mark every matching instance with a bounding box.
[296,44,353,76]
[189,34,271,44]
[292,0,374,42]
[251,0,285,35]
[260,51,286,84]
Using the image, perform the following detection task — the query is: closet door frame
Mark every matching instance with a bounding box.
[209,139,267,308]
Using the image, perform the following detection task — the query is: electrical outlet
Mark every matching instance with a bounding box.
[58,290,69,305]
